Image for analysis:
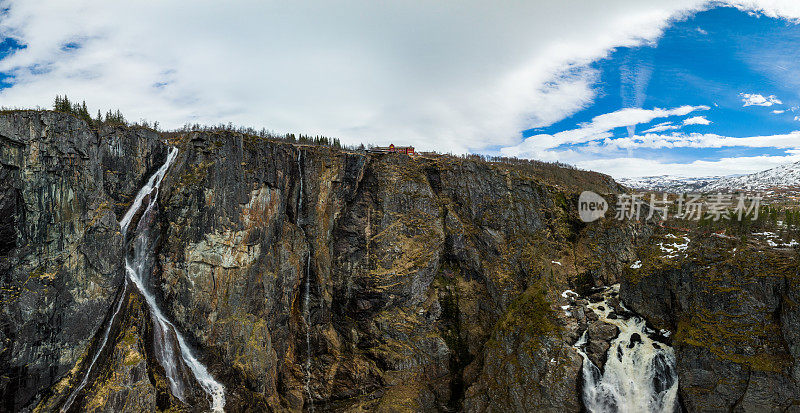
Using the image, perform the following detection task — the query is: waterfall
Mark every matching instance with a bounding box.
[303,254,313,412]
[296,150,303,225]
[60,280,128,412]
[297,149,314,411]
[573,285,678,413]
[60,148,179,412]
[125,203,226,411]
[123,148,225,412]
[63,148,225,412]
[119,148,179,235]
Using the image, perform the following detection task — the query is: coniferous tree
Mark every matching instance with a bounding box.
[53,95,72,112]
[104,109,126,125]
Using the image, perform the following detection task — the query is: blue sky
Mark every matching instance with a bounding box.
[502,5,800,176]
[2,1,800,177]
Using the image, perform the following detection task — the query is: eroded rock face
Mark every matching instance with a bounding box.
[0,112,167,411]
[148,131,632,411]
[621,233,800,411]
[3,112,656,412]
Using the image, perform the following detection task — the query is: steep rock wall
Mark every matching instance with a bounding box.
[2,113,652,412]
[0,111,167,410]
[621,233,800,411]
[152,130,627,411]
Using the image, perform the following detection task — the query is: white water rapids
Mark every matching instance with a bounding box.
[62,148,225,412]
[573,285,679,413]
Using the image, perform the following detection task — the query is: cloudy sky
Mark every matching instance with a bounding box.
[1,1,800,178]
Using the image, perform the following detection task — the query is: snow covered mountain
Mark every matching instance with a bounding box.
[617,160,800,193]
[702,161,800,192]
[616,175,722,192]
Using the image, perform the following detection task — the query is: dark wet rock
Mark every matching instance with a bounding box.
[627,333,642,349]
[585,321,619,369]
[586,310,599,322]
[606,296,624,314]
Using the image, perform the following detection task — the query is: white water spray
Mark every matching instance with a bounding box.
[119,148,179,234]
[573,285,678,413]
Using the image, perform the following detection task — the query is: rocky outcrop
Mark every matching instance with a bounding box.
[0,111,168,411]
[621,232,800,411]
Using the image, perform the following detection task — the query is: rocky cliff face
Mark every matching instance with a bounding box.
[0,111,167,411]
[3,111,798,412]
[621,232,800,411]
[149,130,629,411]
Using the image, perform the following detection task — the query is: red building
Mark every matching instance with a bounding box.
[369,144,415,155]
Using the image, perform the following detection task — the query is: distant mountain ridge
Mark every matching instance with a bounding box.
[618,160,800,192]
[616,175,723,192]
[702,160,800,192]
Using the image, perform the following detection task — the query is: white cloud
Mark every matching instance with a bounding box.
[682,115,711,125]
[740,93,783,107]
[726,1,800,20]
[500,126,800,177]
[0,0,714,153]
[601,131,800,150]
[773,109,785,114]
[581,154,800,178]
[1,0,799,173]
[696,27,708,34]
[500,105,708,157]
[642,121,680,133]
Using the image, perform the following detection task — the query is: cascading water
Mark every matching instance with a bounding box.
[60,148,179,412]
[124,148,225,412]
[125,203,226,412]
[60,279,128,412]
[573,285,679,413]
[63,148,225,412]
[297,149,314,411]
[296,150,303,225]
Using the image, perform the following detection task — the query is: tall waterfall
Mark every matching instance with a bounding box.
[297,149,314,411]
[63,148,225,412]
[573,285,679,413]
[303,254,313,412]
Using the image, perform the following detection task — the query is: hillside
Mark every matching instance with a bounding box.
[617,175,723,192]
